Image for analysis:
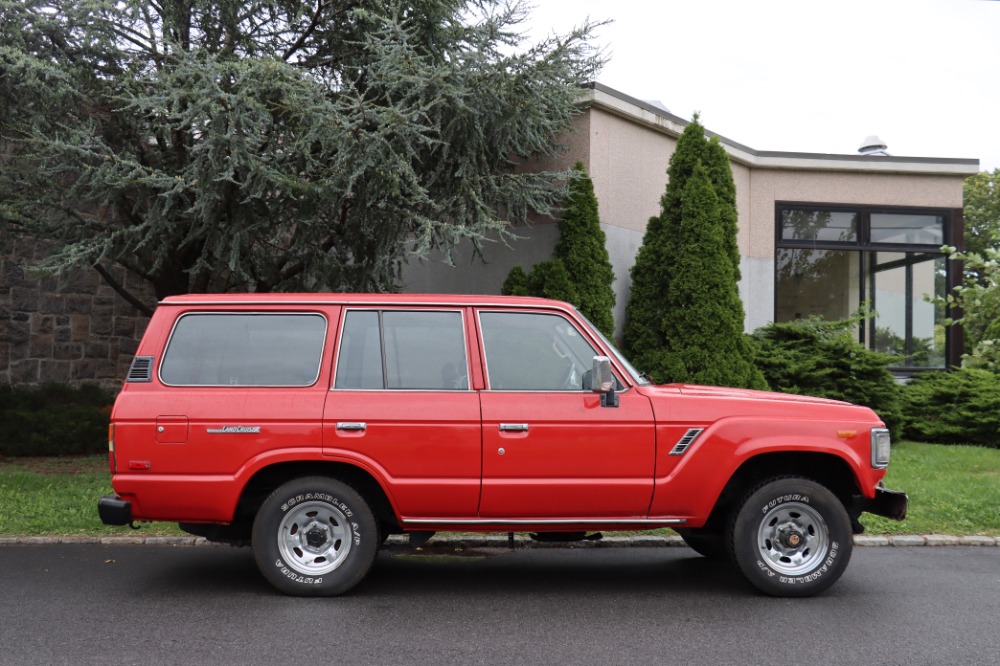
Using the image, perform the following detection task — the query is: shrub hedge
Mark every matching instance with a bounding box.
[752,317,904,431]
[0,384,114,457]
[901,369,1000,447]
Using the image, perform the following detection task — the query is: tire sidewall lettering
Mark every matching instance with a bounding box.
[273,558,323,585]
[760,494,809,515]
[280,493,352,516]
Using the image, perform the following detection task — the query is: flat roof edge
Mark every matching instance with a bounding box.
[581,83,980,176]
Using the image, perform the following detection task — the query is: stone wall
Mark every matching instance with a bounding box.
[1,234,151,389]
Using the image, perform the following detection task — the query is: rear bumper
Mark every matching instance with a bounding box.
[98,495,133,526]
[856,486,909,521]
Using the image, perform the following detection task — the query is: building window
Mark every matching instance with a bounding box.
[775,204,955,370]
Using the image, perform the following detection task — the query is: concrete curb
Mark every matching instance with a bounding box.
[0,534,996,547]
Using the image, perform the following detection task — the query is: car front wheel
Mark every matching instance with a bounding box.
[729,477,853,597]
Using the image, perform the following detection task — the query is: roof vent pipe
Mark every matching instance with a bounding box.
[859,135,890,156]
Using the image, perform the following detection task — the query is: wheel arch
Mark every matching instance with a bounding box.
[236,461,400,535]
[704,451,862,531]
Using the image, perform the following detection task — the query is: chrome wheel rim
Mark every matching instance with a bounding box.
[756,501,829,576]
[277,501,352,576]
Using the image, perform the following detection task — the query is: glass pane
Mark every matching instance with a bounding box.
[780,210,857,242]
[161,314,326,386]
[870,213,944,245]
[480,312,598,391]
[869,253,946,368]
[383,311,467,390]
[335,311,383,389]
[775,248,861,323]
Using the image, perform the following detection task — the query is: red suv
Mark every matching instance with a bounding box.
[99,293,906,597]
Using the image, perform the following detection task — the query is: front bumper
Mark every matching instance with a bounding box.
[856,486,909,521]
[98,495,133,526]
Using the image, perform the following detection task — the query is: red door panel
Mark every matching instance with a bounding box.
[479,390,655,517]
[324,392,482,518]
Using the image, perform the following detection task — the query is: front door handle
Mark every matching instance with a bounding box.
[499,423,529,432]
[336,422,367,432]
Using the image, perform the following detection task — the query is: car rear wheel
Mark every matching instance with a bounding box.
[729,477,852,597]
[252,476,378,596]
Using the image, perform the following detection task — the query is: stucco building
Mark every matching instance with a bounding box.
[405,83,979,372]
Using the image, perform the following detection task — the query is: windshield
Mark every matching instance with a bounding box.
[576,310,651,386]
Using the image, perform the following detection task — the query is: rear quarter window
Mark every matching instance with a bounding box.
[159,313,327,386]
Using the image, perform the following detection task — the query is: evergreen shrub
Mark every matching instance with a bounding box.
[500,163,615,336]
[501,260,578,303]
[554,162,616,337]
[622,117,764,389]
[902,369,1000,447]
[0,384,114,457]
[526,260,578,303]
[752,317,903,431]
[501,265,531,296]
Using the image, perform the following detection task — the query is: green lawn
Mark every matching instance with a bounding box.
[0,441,997,537]
[0,455,183,537]
[860,440,1000,536]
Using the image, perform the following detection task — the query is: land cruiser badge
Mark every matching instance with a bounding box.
[206,425,261,434]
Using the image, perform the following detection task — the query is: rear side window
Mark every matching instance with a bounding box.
[335,310,468,390]
[160,313,327,386]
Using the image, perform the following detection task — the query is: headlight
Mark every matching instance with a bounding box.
[871,428,891,469]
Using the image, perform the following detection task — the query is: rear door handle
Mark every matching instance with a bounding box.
[336,422,367,431]
[499,423,529,432]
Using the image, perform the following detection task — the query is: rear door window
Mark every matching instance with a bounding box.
[334,310,468,390]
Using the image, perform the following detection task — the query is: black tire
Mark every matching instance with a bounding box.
[729,477,852,597]
[675,528,729,560]
[251,476,378,596]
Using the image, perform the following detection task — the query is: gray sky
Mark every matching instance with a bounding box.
[525,0,999,171]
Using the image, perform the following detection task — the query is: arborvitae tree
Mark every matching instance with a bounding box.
[500,260,577,303]
[500,163,616,334]
[659,163,766,388]
[553,162,616,336]
[501,265,531,297]
[0,0,603,314]
[527,259,578,304]
[623,117,713,362]
[703,136,741,283]
[623,116,764,388]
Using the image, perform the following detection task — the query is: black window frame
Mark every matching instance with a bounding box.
[775,202,964,373]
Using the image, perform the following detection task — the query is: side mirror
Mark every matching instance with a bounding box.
[590,356,619,408]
